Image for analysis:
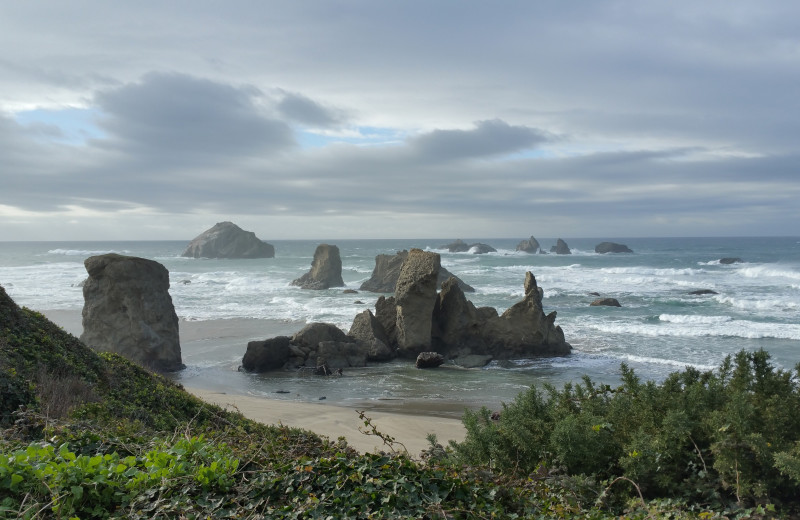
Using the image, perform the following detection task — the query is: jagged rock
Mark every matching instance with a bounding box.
[550,239,572,255]
[182,221,274,259]
[595,242,633,254]
[440,239,496,254]
[689,289,718,295]
[80,254,183,372]
[516,236,541,253]
[432,277,483,349]
[291,244,345,290]
[590,298,622,307]
[359,250,474,293]
[374,296,398,346]
[720,257,742,264]
[394,249,440,356]
[348,309,396,361]
[242,336,291,372]
[415,352,445,369]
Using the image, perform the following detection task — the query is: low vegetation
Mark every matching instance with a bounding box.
[2,284,799,518]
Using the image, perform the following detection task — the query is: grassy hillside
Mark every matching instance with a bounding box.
[2,284,797,518]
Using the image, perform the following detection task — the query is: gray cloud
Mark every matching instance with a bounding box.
[407,120,554,161]
[275,90,346,128]
[93,72,295,161]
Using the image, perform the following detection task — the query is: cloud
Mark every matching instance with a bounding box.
[407,119,554,162]
[275,90,346,128]
[92,72,295,161]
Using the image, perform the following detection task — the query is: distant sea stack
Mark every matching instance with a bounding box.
[441,239,497,254]
[80,254,183,372]
[595,242,633,254]
[550,239,572,255]
[182,221,275,259]
[516,236,541,254]
[291,244,345,290]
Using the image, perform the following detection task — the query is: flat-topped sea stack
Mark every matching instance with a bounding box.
[595,241,633,254]
[182,221,275,259]
[292,244,345,290]
[80,254,183,372]
[359,250,474,293]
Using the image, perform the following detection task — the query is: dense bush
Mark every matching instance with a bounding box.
[451,349,800,512]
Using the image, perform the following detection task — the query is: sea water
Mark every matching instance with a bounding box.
[1,237,798,413]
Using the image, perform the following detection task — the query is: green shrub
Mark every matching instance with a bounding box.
[450,349,800,511]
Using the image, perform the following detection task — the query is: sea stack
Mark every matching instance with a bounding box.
[182,221,275,259]
[291,244,345,290]
[80,254,183,372]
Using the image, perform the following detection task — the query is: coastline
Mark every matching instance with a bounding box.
[42,309,468,455]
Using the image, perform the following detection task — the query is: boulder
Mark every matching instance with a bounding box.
[242,336,291,372]
[595,242,633,254]
[291,244,345,290]
[182,221,274,259]
[516,236,541,253]
[550,239,572,255]
[348,309,389,345]
[80,254,183,372]
[359,250,474,293]
[415,352,445,369]
[394,249,440,356]
[590,298,622,307]
[291,322,349,349]
[720,257,743,265]
[316,341,367,369]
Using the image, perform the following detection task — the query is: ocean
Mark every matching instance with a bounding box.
[2,237,798,414]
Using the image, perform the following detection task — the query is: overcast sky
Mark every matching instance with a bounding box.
[2,1,798,241]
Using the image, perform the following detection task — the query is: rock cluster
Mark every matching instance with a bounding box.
[291,244,345,290]
[80,254,183,372]
[595,242,633,254]
[182,221,275,259]
[359,250,474,293]
[242,248,571,373]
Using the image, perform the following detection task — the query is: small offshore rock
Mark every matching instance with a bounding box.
[595,242,633,254]
[689,289,718,295]
[590,298,622,307]
[415,351,445,369]
[720,257,743,264]
[182,221,274,259]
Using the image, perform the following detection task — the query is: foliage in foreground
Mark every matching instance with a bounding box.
[451,349,800,513]
[1,284,796,517]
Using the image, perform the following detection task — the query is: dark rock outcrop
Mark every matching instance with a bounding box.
[720,257,743,264]
[348,309,394,361]
[550,239,572,255]
[80,254,183,372]
[359,250,474,293]
[291,244,345,290]
[416,352,445,369]
[441,239,497,254]
[182,221,274,259]
[395,249,440,356]
[595,242,633,254]
[689,289,718,295]
[590,298,622,307]
[516,236,541,253]
[242,336,291,372]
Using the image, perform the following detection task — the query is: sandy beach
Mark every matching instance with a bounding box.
[43,309,468,456]
[187,387,465,456]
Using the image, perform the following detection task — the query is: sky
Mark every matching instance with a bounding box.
[1,1,799,241]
